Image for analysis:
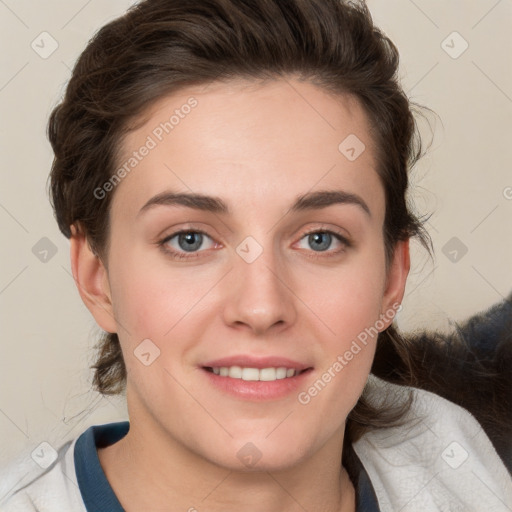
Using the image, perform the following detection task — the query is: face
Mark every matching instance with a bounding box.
[78,77,409,472]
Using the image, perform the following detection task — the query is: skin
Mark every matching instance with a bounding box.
[70,77,410,512]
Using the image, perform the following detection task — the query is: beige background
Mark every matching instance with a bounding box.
[0,0,511,473]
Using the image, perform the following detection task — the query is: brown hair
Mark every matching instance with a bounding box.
[48,0,438,484]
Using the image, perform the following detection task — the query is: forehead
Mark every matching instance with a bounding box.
[110,77,385,224]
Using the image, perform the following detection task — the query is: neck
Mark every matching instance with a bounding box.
[98,417,356,512]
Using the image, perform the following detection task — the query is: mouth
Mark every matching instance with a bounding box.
[203,366,311,381]
[200,356,314,401]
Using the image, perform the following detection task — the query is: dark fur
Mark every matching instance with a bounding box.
[372,293,512,474]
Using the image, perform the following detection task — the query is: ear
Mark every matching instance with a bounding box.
[69,224,117,333]
[379,239,410,329]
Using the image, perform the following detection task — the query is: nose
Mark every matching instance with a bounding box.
[222,245,297,336]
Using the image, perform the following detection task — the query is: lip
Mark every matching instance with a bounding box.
[200,354,314,401]
[201,355,311,371]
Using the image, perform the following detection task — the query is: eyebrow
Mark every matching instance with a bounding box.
[137,189,371,218]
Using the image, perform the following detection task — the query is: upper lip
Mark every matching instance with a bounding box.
[202,355,312,371]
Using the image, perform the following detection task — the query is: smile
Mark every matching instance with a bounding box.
[204,366,307,381]
[200,355,313,400]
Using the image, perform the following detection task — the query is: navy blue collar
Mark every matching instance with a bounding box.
[74,421,128,511]
[74,421,380,511]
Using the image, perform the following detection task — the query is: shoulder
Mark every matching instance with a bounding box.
[0,436,86,512]
[353,375,512,512]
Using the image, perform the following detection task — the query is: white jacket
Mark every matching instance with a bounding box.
[1,375,511,511]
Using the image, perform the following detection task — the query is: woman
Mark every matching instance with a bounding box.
[1,0,510,510]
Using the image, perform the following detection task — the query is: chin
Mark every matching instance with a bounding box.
[198,433,313,473]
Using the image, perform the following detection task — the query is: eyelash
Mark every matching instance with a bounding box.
[158,227,352,261]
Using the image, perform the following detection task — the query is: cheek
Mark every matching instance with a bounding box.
[107,246,219,347]
[298,275,383,422]
[305,255,386,338]
[302,245,387,390]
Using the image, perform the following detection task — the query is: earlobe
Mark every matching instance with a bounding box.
[69,224,117,333]
[380,239,410,328]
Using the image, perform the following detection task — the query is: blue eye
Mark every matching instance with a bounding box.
[160,230,216,259]
[297,230,350,254]
[159,228,351,261]
[174,232,206,252]
[306,232,333,251]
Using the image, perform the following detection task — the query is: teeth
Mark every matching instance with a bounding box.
[242,367,259,381]
[229,366,243,379]
[275,367,287,379]
[210,366,300,381]
[260,368,277,381]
